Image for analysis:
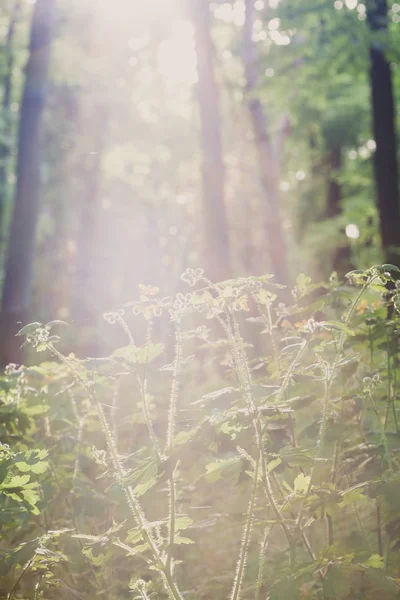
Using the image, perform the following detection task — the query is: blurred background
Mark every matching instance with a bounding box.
[0,0,399,362]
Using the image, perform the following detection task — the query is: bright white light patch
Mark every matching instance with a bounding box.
[157,20,197,87]
[268,18,281,30]
[345,0,357,9]
[345,224,360,239]
[334,0,344,8]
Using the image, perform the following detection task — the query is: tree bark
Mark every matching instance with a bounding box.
[325,147,352,276]
[243,0,289,285]
[189,0,231,283]
[0,1,21,249]
[0,0,56,365]
[72,103,109,356]
[366,0,400,266]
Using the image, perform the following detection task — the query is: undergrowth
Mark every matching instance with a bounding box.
[1,265,400,598]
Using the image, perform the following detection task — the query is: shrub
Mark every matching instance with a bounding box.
[2,265,400,599]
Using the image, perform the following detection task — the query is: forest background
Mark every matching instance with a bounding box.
[1,0,400,599]
[0,0,399,362]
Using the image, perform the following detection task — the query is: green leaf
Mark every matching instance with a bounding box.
[362,554,384,569]
[15,462,31,472]
[175,515,193,532]
[136,343,164,364]
[1,474,30,488]
[30,461,49,474]
[134,476,157,497]
[294,473,311,494]
[112,343,164,365]
[204,457,240,482]
[16,322,42,337]
[323,321,355,337]
[382,264,400,273]
[173,535,194,545]
[267,457,282,472]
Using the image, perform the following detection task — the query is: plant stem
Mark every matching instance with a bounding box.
[231,441,261,600]
[46,343,184,600]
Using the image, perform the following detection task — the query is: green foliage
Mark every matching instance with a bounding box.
[1,267,400,598]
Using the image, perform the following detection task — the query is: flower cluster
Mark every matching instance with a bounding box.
[103,309,125,325]
[181,268,204,287]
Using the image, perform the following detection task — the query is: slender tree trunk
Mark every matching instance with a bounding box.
[72,103,109,356]
[366,0,400,266]
[326,147,342,220]
[243,0,289,285]
[0,1,21,249]
[189,0,231,283]
[0,0,56,365]
[325,147,352,276]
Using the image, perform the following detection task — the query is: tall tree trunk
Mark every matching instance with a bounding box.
[326,147,342,220]
[0,1,21,251]
[366,0,400,266]
[72,103,109,357]
[189,0,231,283]
[0,0,56,365]
[325,147,352,276]
[242,0,289,286]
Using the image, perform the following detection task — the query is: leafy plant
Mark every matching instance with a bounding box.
[2,266,400,598]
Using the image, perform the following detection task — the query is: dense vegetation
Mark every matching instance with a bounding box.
[1,0,400,597]
[1,265,400,598]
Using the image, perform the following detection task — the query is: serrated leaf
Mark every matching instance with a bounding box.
[175,515,193,532]
[173,535,194,545]
[192,387,235,405]
[267,457,282,472]
[323,321,355,337]
[15,462,31,473]
[382,264,400,273]
[1,474,30,488]
[362,554,384,569]
[204,457,240,482]
[294,473,311,494]
[16,322,42,337]
[134,476,157,497]
[30,461,49,474]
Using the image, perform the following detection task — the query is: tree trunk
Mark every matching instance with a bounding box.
[72,103,109,357]
[325,147,352,276]
[0,0,56,365]
[366,0,400,266]
[0,1,21,251]
[189,0,231,283]
[243,0,289,286]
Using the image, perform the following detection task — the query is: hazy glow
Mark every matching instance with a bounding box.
[345,0,358,9]
[345,224,360,239]
[268,18,281,31]
[157,20,197,88]
[214,1,246,26]
[270,30,291,45]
